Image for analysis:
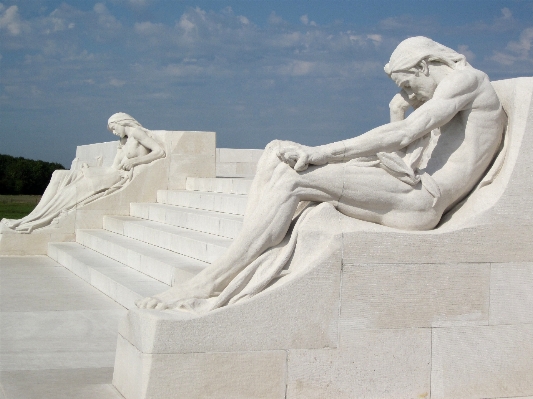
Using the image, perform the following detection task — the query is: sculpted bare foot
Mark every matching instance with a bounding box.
[135,284,211,310]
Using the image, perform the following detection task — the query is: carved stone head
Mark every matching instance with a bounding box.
[384,36,469,76]
[107,112,141,129]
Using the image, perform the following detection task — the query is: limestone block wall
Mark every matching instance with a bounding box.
[73,141,120,168]
[293,255,533,399]
[215,148,263,177]
[113,215,533,399]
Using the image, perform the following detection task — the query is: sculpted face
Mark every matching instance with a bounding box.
[108,122,126,138]
[390,66,438,102]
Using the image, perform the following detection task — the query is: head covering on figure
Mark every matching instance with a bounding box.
[384,36,469,76]
[107,112,142,128]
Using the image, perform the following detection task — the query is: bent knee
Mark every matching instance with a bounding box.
[264,140,283,152]
[270,162,300,192]
[412,208,441,230]
[384,207,441,230]
[386,191,442,230]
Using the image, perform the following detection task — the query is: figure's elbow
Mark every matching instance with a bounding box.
[397,118,435,148]
[152,146,166,160]
[396,120,418,148]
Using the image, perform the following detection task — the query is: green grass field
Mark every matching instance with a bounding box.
[0,195,41,220]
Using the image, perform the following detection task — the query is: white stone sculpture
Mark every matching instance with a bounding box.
[0,113,165,233]
[137,36,506,312]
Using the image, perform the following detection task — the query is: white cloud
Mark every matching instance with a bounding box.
[378,14,437,34]
[94,3,121,30]
[468,7,516,33]
[93,3,107,14]
[300,14,317,27]
[491,27,533,66]
[367,34,382,45]
[268,11,284,26]
[145,91,171,99]
[491,51,516,66]
[62,49,95,62]
[506,27,533,58]
[109,78,126,87]
[278,60,315,76]
[501,8,512,20]
[0,5,28,36]
[178,14,196,33]
[457,44,475,62]
[134,21,164,35]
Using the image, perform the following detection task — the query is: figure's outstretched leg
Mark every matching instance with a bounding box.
[242,140,289,221]
[137,142,343,310]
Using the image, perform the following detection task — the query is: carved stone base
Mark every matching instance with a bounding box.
[112,78,533,398]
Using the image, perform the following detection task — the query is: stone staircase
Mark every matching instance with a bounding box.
[47,177,253,309]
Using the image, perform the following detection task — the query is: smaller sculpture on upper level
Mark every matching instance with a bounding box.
[0,113,165,233]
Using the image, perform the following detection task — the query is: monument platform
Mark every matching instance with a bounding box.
[2,77,532,398]
[0,255,126,399]
[112,78,533,398]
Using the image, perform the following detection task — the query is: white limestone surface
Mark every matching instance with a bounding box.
[0,256,126,399]
[340,262,491,329]
[489,262,533,325]
[287,328,432,399]
[215,148,263,177]
[431,324,533,399]
[114,335,287,399]
[74,141,120,169]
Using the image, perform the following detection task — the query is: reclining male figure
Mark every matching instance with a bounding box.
[138,36,506,310]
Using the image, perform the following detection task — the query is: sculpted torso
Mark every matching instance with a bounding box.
[108,122,164,171]
[121,135,151,160]
[417,68,506,210]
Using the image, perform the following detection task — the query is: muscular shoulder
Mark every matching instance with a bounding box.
[434,68,486,100]
[430,68,493,114]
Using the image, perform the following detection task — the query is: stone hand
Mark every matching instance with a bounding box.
[276,142,328,172]
[119,158,135,171]
[389,90,424,122]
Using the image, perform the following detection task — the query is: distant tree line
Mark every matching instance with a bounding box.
[0,154,65,195]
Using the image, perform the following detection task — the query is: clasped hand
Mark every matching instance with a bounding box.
[119,158,136,171]
[276,141,328,172]
[389,90,424,122]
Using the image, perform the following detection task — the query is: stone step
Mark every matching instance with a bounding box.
[216,162,257,178]
[157,190,248,216]
[48,242,169,310]
[217,148,264,163]
[130,203,243,239]
[185,177,253,195]
[216,148,263,178]
[103,215,232,264]
[76,229,208,286]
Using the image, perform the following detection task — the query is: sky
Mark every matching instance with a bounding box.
[1,1,533,167]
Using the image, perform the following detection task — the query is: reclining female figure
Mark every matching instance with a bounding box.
[1,113,165,233]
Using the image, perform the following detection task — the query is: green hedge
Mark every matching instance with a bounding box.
[0,154,65,195]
